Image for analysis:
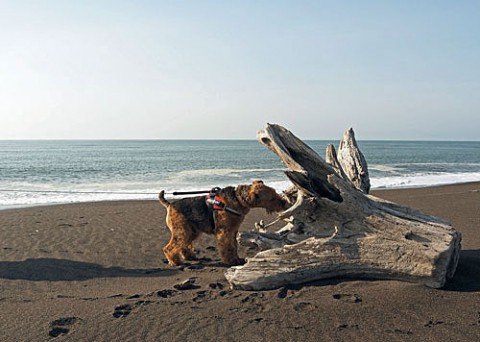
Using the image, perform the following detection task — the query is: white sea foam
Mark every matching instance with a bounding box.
[0,177,294,210]
[0,189,155,210]
[3,172,480,210]
[371,172,480,189]
[266,180,294,192]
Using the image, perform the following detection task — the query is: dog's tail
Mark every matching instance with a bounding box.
[158,190,170,208]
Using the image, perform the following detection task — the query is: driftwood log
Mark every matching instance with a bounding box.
[225,124,461,290]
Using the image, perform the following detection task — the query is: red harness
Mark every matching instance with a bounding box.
[205,188,242,216]
[205,193,226,211]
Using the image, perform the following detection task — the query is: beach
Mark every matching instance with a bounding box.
[1,182,479,341]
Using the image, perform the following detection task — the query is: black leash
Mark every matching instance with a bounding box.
[168,190,212,196]
[223,206,242,216]
[0,189,159,195]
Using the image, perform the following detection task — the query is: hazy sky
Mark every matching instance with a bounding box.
[1,1,479,140]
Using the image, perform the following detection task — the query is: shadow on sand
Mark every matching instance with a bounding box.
[443,249,480,292]
[0,258,177,281]
[2,250,477,290]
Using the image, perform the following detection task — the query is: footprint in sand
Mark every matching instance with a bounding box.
[332,293,362,303]
[241,293,259,304]
[156,289,178,298]
[293,302,317,311]
[277,287,288,299]
[48,317,79,338]
[250,317,264,323]
[387,328,413,335]
[112,301,152,318]
[424,320,445,327]
[193,290,210,303]
[127,294,141,299]
[337,323,359,331]
[113,304,133,318]
[208,282,225,290]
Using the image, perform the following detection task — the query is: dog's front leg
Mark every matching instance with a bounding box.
[215,227,243,266]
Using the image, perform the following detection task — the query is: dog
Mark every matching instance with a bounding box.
[158,180,287,266]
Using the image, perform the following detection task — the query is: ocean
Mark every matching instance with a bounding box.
[1,140,479,209]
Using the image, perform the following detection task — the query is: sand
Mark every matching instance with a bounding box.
[0,182,479,341]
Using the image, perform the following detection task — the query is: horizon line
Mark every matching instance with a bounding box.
[1,138,479,143]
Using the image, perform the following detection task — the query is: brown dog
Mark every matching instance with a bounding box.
[159,180,287,266]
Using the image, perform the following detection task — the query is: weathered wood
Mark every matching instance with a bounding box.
[225,124,461,290]
[325,144,349,182]
[337,128,370,193]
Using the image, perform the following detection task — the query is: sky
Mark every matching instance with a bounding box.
[0,1,479,140]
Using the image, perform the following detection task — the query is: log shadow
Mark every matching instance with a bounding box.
[0,258,177,281]
[443,249,480,292]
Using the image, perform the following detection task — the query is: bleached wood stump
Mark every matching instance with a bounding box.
[225,124,461,290]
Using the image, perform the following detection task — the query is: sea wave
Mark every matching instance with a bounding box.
[369,164,402,172]
[173,168,284,177]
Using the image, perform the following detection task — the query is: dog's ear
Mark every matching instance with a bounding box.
[251,180,264,195]
[248,183,260,202]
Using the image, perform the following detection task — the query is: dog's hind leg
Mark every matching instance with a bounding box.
[163,233,185,266]
[182,231,200,261]
[163,211,191,266]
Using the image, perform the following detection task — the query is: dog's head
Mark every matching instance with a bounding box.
[245,180,288,214]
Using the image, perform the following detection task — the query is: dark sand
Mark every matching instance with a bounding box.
[0,182,479,341]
